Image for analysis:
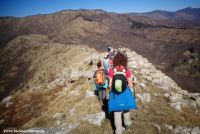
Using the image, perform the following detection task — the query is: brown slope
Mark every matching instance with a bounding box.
[0,9,199,92]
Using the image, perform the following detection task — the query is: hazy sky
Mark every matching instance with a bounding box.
[0,0,200,17]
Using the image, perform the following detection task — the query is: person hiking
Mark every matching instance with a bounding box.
[107,51,138,134]
[107,46,115,68]
[131,76,137,97]
[102,52,111,71]
[107,46,115,60]
[93,61,108,105]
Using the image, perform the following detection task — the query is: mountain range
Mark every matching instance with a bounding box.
[1,7,199,93]
[130,7,200,27]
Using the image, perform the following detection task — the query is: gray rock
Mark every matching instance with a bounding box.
[53,112,65,121]
[85,90,95,98]
[196,97,200,107]
[191,127,200,134]
[68,108,76,116]
[181,100,197,109]
[136,93,151,103]
[177,89,189,96]
[83,112,105,126]
[141,69,150,75]
[69,89,80,96]
[6,102,13,108]
[160,82,171,90]
[139,83,145,89]
[169,93,183,102]
[174,125,191,134]
[1,96,12,104]
[188,93,200,99]
[146,76,152,81]
[173,126,200,134]
[170,102,182,111]
[70,69,93,80]
[165,124,173,130]
[154,124,161,133]
[164,93,170,98]
[31,85,42,91]
[153,93,159,96]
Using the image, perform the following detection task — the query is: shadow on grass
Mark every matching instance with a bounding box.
[102,99,115,132]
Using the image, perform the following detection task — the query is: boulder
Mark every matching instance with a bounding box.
[196,97,200,107]
[47,77,67,90]
[169,93,183,102]
[69,89,80,96]
[176,89,189,96]
[1,96,12,104]
[53,112,65,121]
[6,102,13,108]
[85,90,95,98]
[191,127,200,134]
[188,93,200,99]
[174,125,191,134]
[146,76,152,81]
[139,83,145,89]
[165,124,173,130]
[136,93,151,103]
[173,126,200,134]
[83,112,105,126]
[181,100,197,109]
[170,102,182,111]
[68,108,76,116]
[70,69,93,80]
[154,124,161,133]
[164,93,170,98]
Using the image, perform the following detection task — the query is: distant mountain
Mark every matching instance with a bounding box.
[130,7,200,27]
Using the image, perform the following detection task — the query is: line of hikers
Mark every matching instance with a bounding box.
[93,46,138,134]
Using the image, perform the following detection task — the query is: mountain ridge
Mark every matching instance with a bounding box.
[0,34,200,133]
[0,7,199,93]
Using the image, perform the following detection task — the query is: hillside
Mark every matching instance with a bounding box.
[0,34,200,133]
[0,8,200,93]
[131,7,200,27]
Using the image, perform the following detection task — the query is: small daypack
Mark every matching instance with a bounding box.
[103,59,110,70]
[95,69,105,86]
[112,68,127,94]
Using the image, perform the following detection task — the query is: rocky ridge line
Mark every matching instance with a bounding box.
[1,46,200,133]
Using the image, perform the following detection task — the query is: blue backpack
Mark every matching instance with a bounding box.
[108,87,138,112]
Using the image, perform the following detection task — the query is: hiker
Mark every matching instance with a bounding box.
[107,51,138,134]
[131,76,137,97]
[93,61,108,105]
[107,46,115,68]
[102,52,110,71]
[107,46,115,61]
